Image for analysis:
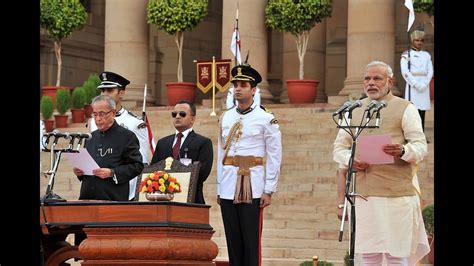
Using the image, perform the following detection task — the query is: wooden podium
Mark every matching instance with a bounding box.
[40,201,218,265]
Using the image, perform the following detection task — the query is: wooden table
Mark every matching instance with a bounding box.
[40,201,218,265]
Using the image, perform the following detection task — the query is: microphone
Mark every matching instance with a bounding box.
[374,100,387,112]
[332,101,352,116]
[52,131,70,145]
[345,100,363,113]
[365,100,378,111]
[70,132,92,140]
[75,133,92,150]
[374,101,387,127]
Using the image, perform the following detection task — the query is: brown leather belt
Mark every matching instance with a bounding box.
[223,155,263,204]
[224,155,263,169]
[412,72,427,76]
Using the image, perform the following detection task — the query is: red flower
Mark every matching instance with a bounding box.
[139,170,182,195]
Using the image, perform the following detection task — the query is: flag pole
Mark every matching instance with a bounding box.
[142,83,147,121]
[405,0,415,102]
[142,83,155,155]
[210,56,216,116]
[234,1,239,67]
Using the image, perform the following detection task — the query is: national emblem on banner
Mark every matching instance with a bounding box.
[216,60,231,92]
[196,62,213,93]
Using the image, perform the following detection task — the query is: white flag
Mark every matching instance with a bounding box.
[230,27,242,65]
[405,0,415,32]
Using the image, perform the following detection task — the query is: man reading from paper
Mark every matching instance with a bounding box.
[73,95,143,201]
[333,61,429,265]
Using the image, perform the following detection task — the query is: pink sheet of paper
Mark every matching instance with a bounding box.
[357,134,394,165]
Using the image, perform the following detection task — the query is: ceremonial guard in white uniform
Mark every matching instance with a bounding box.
[217,64,282,266]
[400,27,433,130]
[89,71,151,200]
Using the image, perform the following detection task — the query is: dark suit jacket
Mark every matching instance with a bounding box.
[150,130,213,204]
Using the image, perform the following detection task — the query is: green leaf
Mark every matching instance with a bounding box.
[40,0,88,42]
[147,0,208,36]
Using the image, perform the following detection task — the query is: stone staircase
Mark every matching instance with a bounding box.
[40,103,434,266]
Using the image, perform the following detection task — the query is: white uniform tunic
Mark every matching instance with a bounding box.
[400,49,433,110]
[217,101,282,200]
[90,107,151,199]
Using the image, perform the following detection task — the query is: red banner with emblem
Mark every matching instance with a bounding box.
[215,60,232,92]
[196,59,232,93]
[196,61,213,93]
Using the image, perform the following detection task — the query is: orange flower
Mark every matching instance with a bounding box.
[140,170,182,195]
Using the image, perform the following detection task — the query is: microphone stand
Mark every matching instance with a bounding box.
[41,137,80,204]
[335,108,380,266]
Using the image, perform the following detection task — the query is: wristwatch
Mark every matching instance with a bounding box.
[111,169,118,184]
[338,204,345,209]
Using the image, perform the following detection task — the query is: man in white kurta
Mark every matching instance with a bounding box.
[400,28,433,131]
[333,61,430,266]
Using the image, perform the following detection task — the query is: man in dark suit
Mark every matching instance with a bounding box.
[150,100,213,204]
[73,95,144,201]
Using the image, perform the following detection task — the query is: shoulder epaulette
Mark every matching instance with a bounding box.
[260,105,273,114]
[127,110,144,121]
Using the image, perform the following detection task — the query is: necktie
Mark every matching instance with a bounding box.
[172,132,183,159]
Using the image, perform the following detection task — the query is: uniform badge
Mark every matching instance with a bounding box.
[137,122,147,129]
[102,73,107,80]
[270,118,278,125]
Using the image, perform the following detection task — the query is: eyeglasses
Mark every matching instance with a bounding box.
[92,110,113,118]
[171,111,187,118]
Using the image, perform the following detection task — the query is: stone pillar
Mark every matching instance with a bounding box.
[221,0,273,103]
[280,21,327,103]
[339,0,396,100]
[104,0,150,108]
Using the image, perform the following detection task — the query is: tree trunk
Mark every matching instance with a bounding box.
[175,32,184,82]
[54,41,62,86]
[295,32,309,80]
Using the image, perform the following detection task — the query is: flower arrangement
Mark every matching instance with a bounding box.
[140,170,182,194]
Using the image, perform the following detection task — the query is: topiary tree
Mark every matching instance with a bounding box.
[72,87,86,109]
[414,0,434,17]
[40,96,54,120]
[40,0,88,86]
[82,73,101,105]
[147,0,208,82]
[413,0,434,28]
[265,0,332,80]
[56,89,72,115]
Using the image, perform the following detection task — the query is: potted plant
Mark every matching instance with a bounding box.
[40,96,54,132]
[40,0,87,106]
[71,87,86,123]
[422,203,434,264]
[54,88,72,128]
[82,73,101,118]
[265,0,332,103]
[147,0,208,105]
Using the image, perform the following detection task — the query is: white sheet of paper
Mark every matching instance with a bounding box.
[63,148,100,175]
[357,134,394,165]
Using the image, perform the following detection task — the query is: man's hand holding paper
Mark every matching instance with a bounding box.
[357,134,395,165]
